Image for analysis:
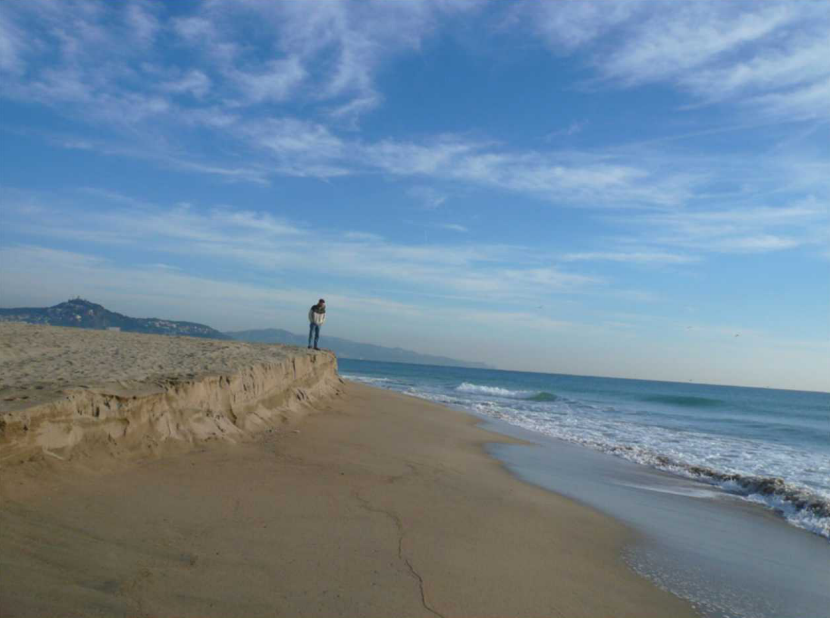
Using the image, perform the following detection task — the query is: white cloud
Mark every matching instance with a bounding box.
[603,4,799,86]
[0,0,465,168]
[1,188,601,304]
[125,2,161,48]
[232,57,306,104]
[2,1,826,212]
[343,231,383,242]
[370,138,698,207]
[496,267,600,291]
[526,1,639,52]
[173,16,216,44]
[752,76,830,121]
[525,2,830,120]
[2,244,107,269]
[563,252,699,265]
[0,9,24,73]
[623,203,829,254]
[438,224,468,233]
[713,235,800,252]
[166,159,270,185]
[167,0,472,124]
[328,93,383,122]
[365,137,482,176]
[544,121,587,141]
[407,186,448,210]
[682,36,830,102]
[242,118,348,178]
[249,118,343,157]
[259,1,466,114]
[210,209,305,237]
[161,70,212,99]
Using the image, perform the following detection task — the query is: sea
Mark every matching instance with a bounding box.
[339,359,830,618]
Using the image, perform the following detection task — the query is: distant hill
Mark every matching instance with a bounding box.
[0,299,230,340]
[227,328,491,369]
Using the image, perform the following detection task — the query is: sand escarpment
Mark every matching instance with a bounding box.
[0,323,342,465]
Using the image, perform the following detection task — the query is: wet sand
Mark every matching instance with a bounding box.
[0,379,695,617]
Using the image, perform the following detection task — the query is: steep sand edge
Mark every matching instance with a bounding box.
[0,324,342,467]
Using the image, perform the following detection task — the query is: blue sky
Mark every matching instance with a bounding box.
[1,1,828,391]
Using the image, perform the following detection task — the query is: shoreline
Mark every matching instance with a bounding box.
[0,325,697,617]
[482,417,830,618]
[338,360,830,618]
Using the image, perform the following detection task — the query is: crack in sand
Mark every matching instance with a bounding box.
[353,486,445,618]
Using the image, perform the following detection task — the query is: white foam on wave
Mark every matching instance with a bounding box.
[341,375,392,385]
[465,399,830,540]
[732,485,830,539]
[456,382,533,399]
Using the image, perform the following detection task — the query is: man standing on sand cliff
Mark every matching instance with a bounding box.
[308,299,326,350]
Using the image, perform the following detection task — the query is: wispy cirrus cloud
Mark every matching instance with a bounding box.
[0,9,24,72]
[160,70,212,99]
[172,0,473,120]
[562,252,700,265]
[407,186,449,210]
[230,57,307,104]
[364,136,699,207]
[613,202,830,255]
[0,1,698,208]
[1,1,826,219]
[242,118,348,178]
[0,187,600,303]
[0,1,466,164]
[437,223,468,233]
[544,121,587,141]
[524,2,830,120]
[0,0,465,121]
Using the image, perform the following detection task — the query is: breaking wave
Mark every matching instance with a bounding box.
[606,447,830,539]
[473,403,830,540]
[456,382,557,402]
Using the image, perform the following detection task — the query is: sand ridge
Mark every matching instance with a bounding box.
[0,323,341,466]
[1,322,323,412]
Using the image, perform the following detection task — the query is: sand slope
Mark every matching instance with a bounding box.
[0,323,340,466]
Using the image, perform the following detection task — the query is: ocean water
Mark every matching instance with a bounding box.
[339,359,830,540]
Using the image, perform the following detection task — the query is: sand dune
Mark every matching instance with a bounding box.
[0,323,341,466]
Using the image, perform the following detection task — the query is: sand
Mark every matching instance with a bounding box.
[0,322,332,414]
[0,323,340,464]
[0,324,696,617]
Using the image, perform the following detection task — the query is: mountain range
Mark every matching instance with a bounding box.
[0,299,488,369]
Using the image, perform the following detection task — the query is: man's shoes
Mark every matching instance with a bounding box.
[308,345,312,349]
[314,346,319,350]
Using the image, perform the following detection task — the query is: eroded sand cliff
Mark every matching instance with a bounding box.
[0,323,342,466]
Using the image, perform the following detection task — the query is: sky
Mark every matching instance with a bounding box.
[0,1,828,392]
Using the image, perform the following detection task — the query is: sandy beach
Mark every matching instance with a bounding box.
[0,325,694,617]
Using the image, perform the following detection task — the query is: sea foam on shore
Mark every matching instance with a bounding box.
[341,359,830,540]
